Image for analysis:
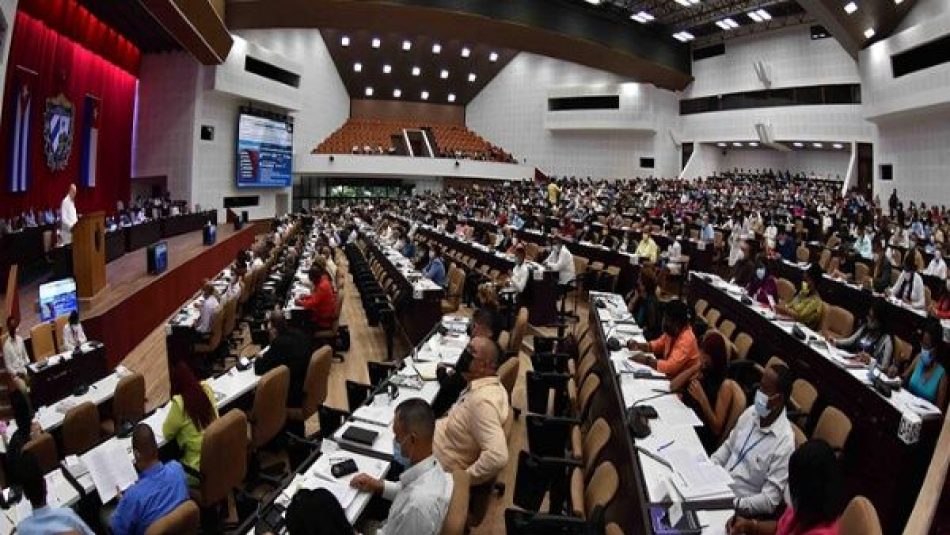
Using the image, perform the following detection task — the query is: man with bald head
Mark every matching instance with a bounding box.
[433,335,510,485]
[60,183,78,245]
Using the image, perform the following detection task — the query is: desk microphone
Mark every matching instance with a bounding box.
[626,389,681,439]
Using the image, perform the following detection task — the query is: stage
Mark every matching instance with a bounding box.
[2,224,259,367]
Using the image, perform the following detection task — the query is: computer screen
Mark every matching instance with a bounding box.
[38,278,79,322]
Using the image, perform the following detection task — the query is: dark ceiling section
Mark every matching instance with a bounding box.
[321,29,516,105]
[225,0,694,90]
[797,0,918,57]
[76,0,180,54]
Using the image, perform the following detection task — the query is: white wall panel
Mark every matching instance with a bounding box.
[686,27,859,98]
[874,111,950,206]
[681,105,874,143]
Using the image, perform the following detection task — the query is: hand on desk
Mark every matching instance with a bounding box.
[726,515,764,535]
[626,340,649,353]
[350,473,384,495]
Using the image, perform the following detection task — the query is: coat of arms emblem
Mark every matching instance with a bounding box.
[44,92,74,171]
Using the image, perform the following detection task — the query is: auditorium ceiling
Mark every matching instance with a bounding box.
[77,0,180,53]
[321,29,517,106]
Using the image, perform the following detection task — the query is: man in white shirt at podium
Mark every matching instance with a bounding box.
[60,184,78,245]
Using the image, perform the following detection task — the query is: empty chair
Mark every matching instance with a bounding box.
[248,366,290,476]
[839,496,883,535]
[29,322,56,362]
[721,380,747,444]
[102,372,146,435]
[569,460,619,519]
[694,299,709,318]
[346,380,373,412]
[718,319,737,341]
[704,308,721,328]
[440,470,471,535]
[441,267,465,313]
[819,304,855,339]
[144,500,200,535]
[62,401,101,456]
[812,406,852,455]
[789,378,818,427]
[23,432,59,474]
[733,332,754,361]
[287,346,333,435]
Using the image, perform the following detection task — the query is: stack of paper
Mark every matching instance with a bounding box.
[81,440,139,503]
[664,448,734,501]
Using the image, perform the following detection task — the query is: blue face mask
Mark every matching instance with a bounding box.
[756,268,766,280]
[754,390,772,419]
[392,438,410,468]
[920,349,934,367]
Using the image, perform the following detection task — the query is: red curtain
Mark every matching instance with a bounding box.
[0,8,138,218]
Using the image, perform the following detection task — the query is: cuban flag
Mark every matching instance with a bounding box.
[8,77,32,193]
[80,95,100,187]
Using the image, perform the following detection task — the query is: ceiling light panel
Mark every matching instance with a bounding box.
[844,2,858,14]
[371,37,381,48]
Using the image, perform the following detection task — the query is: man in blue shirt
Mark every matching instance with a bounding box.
[16,452,95,535]
[109,424,189,535]
[701,215,715,242]
[423,245,447,287]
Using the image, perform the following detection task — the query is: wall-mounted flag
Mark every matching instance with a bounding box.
[81,94,100,187]
[8,67,35,193]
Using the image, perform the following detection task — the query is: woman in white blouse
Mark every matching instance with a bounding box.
[62,310,87,352]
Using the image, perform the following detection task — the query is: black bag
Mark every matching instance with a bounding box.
[338,325,351,351]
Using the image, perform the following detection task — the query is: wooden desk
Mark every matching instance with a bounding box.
[124,219,163,252]
[28,343,108,407]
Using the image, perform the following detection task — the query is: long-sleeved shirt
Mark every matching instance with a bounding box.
[254,330,311,407]
[835,326,894,370]
[296,275,337,328]
[711,407,794,516]
[746,276,778,306]
[423,257,447,287]
[787,290,823,329]
[635,237,659,263]
[701,223,715,242]
[17,505,95,535]
[510,261,530,293]
[3,334,30,375]
[647,327,700,379]
[110,462,189,535]
[378,456,453,535]
[853,235,873,260]
[195,294,220,334]
[545,246,576,285]
[889,271,926,310]
[434,376,510,485]
[60,195,78,229]
[925,257,947,279]
[62,322,87,352]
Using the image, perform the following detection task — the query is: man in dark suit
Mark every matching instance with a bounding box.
[255,311,312,414]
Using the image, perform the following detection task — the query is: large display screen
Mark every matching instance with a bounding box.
[236,112,293,188]
[39,278,78,322]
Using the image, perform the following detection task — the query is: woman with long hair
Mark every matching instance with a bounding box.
[162,361,218,479]
[675,331,733,451]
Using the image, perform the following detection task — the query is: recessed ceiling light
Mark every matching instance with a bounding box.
[748,11,762,22]
[341,36,350,47]
[432,43,442,54]
[585,0,602,4]
[365,87,373,97]
[440,69,449,79]
[673,31,695,42]
[383,64,391,74]
[717,142,727,147]
[833,143,844,149]
[895,0,903,4]
[631,11,654,23]
[412,66,421,76]
[393,89,402,98]
[756,9,771,20]
[489,52,498,62]
[733,142,743,147]
[448,93,456,103]
[421,91,429,100]
[749,141,759,147]
[468,73,477,82]
[793,142,804,148]
[353,62,362,72]
[864,27,876,38]
[371,37,381,48]
[402,40,411,51]
[844,2,858,14]
[461,47,471,58]
[717,19,739,30]
[675,0,700,5]
[813,142,824,148]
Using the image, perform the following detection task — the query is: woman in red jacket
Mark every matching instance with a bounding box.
[295,259,337,329]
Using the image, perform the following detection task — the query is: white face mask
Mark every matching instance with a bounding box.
[754,389,772,418]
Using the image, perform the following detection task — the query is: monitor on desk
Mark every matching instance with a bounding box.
[147,241,168,275]
[38,278,79,322]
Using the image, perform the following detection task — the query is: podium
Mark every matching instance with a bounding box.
[73,211,107,300]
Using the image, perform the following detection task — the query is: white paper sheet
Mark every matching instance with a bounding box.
[81,440,139,503]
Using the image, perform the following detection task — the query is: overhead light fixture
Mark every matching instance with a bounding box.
[833,143,844,149]
[813,142,824,148]
[631,11,654,23]
[393,89,402,98]
[412,66,421,76]
[448,93,456,103]
[733,142,743,147]
[844,2,858,14]
[793,142,804,148]
[365,87,373,97]
[353,62,362,72]
[717,142,727,147]
[461,47,471,58]
[383,64,392,74]
[748,8,771,22]
[489,52,498,62]
[716,18,739,30]
[675,0,701,5]
[585,0,602,4]
[421,91,429,100]
[864,27,876,38]
[371,37,381,48]
[341,36,350,47]
[895,0,903,4]
[468,73,477,82]
[673,31,695,42]
[402,40,411,51]
[440,69,449,79]
[749,141,759,147]
[432,43,442,54]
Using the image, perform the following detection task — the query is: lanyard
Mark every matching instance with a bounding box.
[730,426,769,472]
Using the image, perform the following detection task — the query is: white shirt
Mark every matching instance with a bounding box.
[62,323,87,352]
[510,261,531,293]
[889,270,927,310]
[225,280,243,303]
[545,246,576,285]
[3,334,30,375]
[668,240,682,262]
[379,456,453,535]
[60,194,78,229]
[925,257,947,279]
[196,294,221,333]
[711,407,794,516]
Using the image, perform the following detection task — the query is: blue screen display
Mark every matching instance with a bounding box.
[38,278,78,322]
[236,113,293,188]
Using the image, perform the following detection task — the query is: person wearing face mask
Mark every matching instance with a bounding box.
[635,231,659,263]
[924,247,947,279]
[545,235,576,288]
[775,265,824,330]
[726,439,844,535]
[508,245,531,295]
[902,320,947,408]
[711,363,795,516]
[829,301,895,375]
[746,261,778,306]
[335,400,454,535]
[674,331,734,452]
[626,300,699,382]
[888,251,926,310]
[432,336,509,485]
[776,230,797,263]
[107,424,189,535]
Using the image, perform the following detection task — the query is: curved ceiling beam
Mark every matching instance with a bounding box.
[225,0,693,91]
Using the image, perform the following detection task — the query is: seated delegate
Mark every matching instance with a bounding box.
[626,300,700,382]
[774,264,824,330]
[902,320,947,408]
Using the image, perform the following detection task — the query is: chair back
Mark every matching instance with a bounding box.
[583,418,611,475]
[54,315,70,352]
[578,373,601,418]
[796,246,810,263]
[498,357,519,398]
[839,496,883,535]
[113,372,147,426]
[776,278,796,303]
[791,423,807,449]
[29,322,56,362]
[704,308,721,328]
[144,500,200,535]
[296,346,333,421]
[62,401,101,456]
[583,461,619,518]
[733,332,754,361]
[508,307,529,355]
[790,379,818,421]
[198,409,248,507]
[893,336,913,367]
[694,299,709,318]
[718,319,737,341]
[854,262,870,284]
[24,432,59,473]
[221,297,238,338]
[820,305,855,338]
[250,365,290,449]
[439,470,470,535]
[813,406,852,455]
[819,249,833,271]
[722,380,747,443]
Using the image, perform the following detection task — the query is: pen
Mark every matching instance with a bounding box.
[636,445,673,470]
[657,440,675,452]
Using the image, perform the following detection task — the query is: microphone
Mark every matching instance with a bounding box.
[626,388,682,439]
